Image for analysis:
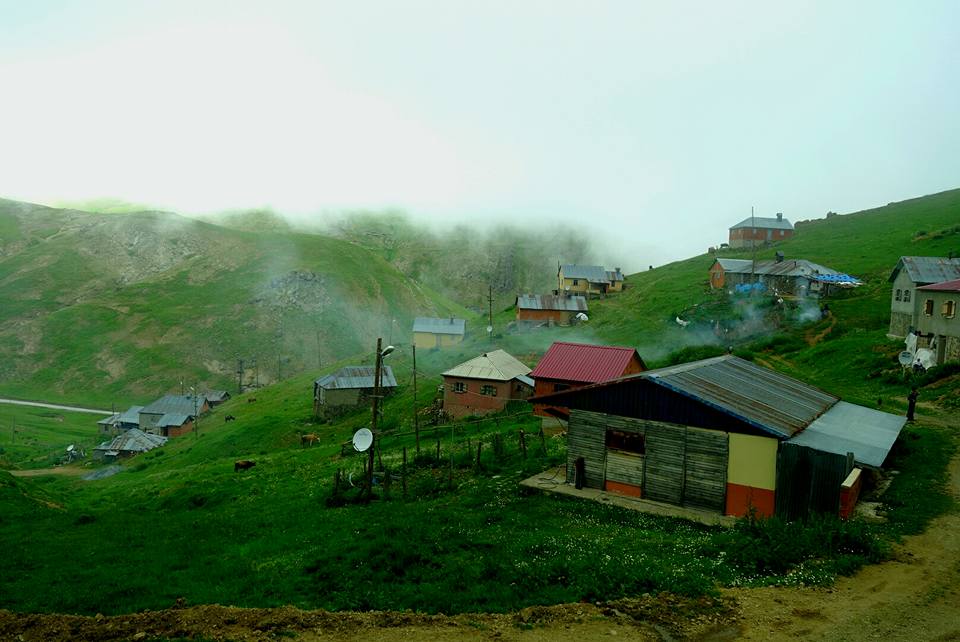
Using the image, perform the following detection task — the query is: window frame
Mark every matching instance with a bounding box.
[480,384,497,396]
[942,300,957,319]
[904,289,911,302]
[605,430,645,455]
[924,299,934,316]
[895,289,902,302]
[453,381,466,394]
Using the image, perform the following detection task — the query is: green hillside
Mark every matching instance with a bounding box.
[0,199,470,406]
[0,189,958,619]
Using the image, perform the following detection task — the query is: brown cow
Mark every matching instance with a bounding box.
[234,460,256,472]
[247,398,257,403]
[300,433,319,448]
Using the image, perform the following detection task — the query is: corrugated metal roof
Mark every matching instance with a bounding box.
[918,278,960,292]
[96,405,144,426]
[718,259,838,278]
[889,256,960,284]
[516,374,534,388]
[729,215,794,230]
[204,390,230,402]
[316,365,397,390]
[141,395,201,417]
[442,350,531,381]
[714,258,754,271]
[157,413,190,428]
[95,428,168,453]
[413,317,466,335]
[561,264,620,283]
[645,356,838,438]
[786,401,906,467]
[516,294,589,312]
[530,342,642,384]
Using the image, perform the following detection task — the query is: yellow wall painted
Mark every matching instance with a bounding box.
[413,332,464,348]
[727,433,778,490]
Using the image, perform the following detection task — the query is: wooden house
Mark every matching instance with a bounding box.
[558,264,624,295]
[313,365,397,416]
[531,355,905,520]
[441,350,534,419]
[914,279,960,365]
[515,294,588,326]
[413,317,466,348]
[139,394,208,438]
[93,428,168,462]
[96,405,143,434]
[530,341,646,427]
[204,390,231,406]
[727,213,794,248]
[887,256,960,338]
[709,256,857,297]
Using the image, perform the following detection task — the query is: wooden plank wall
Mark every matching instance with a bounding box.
[568,410,729,512]
[605,451,644,486]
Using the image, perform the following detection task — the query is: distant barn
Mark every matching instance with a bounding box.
[515,294,588,326]
[313,365,398,416]
[413,317,466,349]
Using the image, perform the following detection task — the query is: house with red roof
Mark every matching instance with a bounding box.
[530,341,646,427]
[915,278,960,365]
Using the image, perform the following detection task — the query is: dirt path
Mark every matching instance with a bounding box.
[6,466,88,478]
[0,397,112,415]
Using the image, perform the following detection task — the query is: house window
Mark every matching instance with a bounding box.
[904,289,911,302]
[606,430,645,455]
[553,383,570,392]
[895,289,902,302]
[572,279,579,285]
[924,299,934,316]
[943,300,957,319]
[453,382,466,393]
[480,384,497,396]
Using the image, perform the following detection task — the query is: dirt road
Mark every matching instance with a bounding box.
[0,397,112,415]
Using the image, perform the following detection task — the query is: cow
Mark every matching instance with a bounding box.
[234,460,256,473]
[300,433,319,448]
[224,415,236,422]
[247,398,257,404]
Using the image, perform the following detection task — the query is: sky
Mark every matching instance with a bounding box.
[1,0,958,269]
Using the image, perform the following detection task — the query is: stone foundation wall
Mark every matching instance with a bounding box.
[888,311,912,338]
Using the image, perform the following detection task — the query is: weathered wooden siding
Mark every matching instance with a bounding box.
[683,428,728,511]
[605,451,644,486]
[567,410,729,512]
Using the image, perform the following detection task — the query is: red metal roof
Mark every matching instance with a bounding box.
[530,341,642,384]
[918,278,960,292]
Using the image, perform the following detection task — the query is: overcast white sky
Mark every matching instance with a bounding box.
[1,1,958,269]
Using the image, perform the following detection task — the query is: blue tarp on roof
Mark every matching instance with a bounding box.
[810,273,861,284]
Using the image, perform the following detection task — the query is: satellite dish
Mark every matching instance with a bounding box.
[352,428,373,452]
[67,444,74,452]
[486,325,493,334]
[898,351,914,367]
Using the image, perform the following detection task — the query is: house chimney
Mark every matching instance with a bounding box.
[776,212,783,221]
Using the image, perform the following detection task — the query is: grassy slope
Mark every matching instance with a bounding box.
[0,199,473,406]
[1,190,958,616]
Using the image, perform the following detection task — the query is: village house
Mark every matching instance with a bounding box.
[139,394,209,438]
[93,428,168,462]
[96,405,144,434]
[531,355,905,520]
[887,256,960,338]
[558,264,624,296]
[204,390,231,406]
[914,279,960,365]
[515,293,588,326]
[441,349,534,419]
[530,341,646,428]
[708,255,858,297]
[413,316,466,348]
[727,212,794,248]
[313,365,397,416]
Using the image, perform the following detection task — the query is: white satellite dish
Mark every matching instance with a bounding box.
[352,428,373,452]
[486,325,493,334]
[67,444,75,452]
[898,351,913,367]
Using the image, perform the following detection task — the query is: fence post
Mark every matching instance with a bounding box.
[402,447,408,498]
[519,429,528,458]
[475,441,482,471]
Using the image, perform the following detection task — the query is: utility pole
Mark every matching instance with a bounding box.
[316,330,322,369]
[367,337,383,500]
[488,285,494,343]
[413,343,419,455]
[236,359,244,394]
[750,205,757,283]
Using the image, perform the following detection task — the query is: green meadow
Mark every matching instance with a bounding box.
[1,189,959,616]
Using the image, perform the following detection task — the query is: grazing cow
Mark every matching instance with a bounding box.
[300,433,319,448]
[247,398,257,404]
[234,460,256,473]
[224,415,236,422]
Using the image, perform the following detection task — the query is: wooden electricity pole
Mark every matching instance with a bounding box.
[413,343,420,456]
[366,337,383,500]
